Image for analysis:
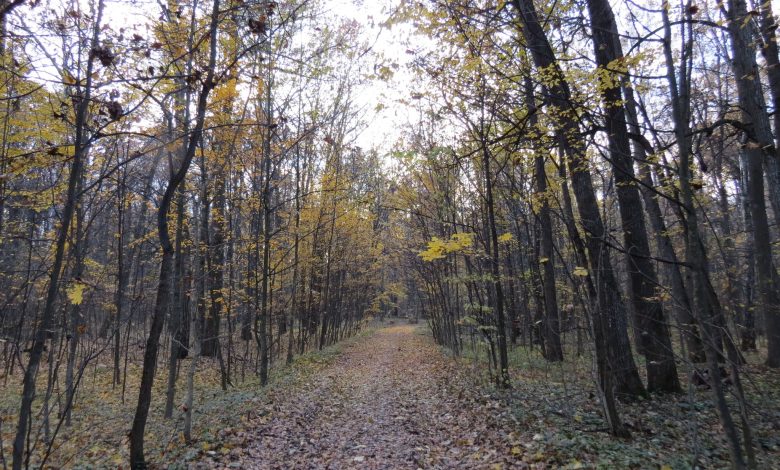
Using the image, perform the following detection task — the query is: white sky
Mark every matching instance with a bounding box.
[322,0,418,153]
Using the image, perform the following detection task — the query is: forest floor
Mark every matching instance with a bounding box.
[198,322,525,469]
[194,322,780,470]
[3,321,779,468]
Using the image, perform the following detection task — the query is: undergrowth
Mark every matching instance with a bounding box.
[447,334,780,469]
[0,325,375,469]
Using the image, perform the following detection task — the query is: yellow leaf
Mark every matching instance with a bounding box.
[573,266,588,277]
[498,232,513,243]
[418,233,474,261]
[66,281,86,305]
[511,446,522,455]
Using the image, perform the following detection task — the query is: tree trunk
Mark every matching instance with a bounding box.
[527,79,563,362]
[128,0,220,464]
[511,0,645,406]
[585,0,680,393]
[727,0,780,368]
[738,154,757,351]
[482,140,511,387]
[757,0,780,223]
[164,183,188,419]
[12,1,105,465]
[663,5,748,466]
[203,169,226,358]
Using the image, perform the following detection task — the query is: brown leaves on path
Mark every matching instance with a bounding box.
[202,324,523,469]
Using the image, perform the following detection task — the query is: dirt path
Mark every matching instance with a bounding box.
[206,324,521,469]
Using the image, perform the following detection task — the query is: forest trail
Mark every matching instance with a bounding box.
[203,323,520,469]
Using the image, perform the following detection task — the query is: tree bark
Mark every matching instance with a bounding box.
[756,0,780,223]
[663,5,748,466]
[128,0,220,464]
[585,0,680,393]
[12,0,105,465]
[526,79,562,362]
[511,0,644,406]
[481,135,511,387]
[727,0,780,368]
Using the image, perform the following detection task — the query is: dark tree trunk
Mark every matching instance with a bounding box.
[757,0,780,223]
[481,142,511,387]
[585,0,680,393]
[203,167,226,358]
[12,1,105,465]
[621,77,706,364]
[128,0,220,464]
[527,79,563,362]
[738,155,757,351]
[727,0,780,368]
[511,0,645,406]
[663,5,749,466]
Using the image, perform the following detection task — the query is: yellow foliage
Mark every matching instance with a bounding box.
[573,266,588,277]
[418,232,474,261]
[66,281,87,305]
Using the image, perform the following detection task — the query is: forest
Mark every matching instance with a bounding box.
[0,0,779,468]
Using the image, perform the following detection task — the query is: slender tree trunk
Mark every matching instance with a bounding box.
[64,181,86,427]
[287,145,303,365]
[663,5,748,466]
[12,1,105,465]
[183,295,200,443]
[203,170,226,358]
[738,155,757,351]
[164,183,188,419]
[511,0,644,406]
[256,46,274,385]
[128,0,220,464]
[113,174,127,386]
[526,79,563,362]
[622,77,706,364]
[757,0,780,223]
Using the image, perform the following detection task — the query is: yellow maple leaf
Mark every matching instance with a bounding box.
[66,281,86,305]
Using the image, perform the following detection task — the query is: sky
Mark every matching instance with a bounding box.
[321,0,419,153]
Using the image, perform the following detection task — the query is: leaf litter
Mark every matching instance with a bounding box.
[199,324,524,469]
[193,323,780,469]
